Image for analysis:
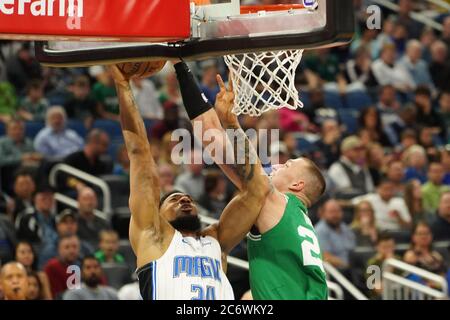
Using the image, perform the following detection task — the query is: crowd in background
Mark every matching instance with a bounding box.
[1,0,450,300]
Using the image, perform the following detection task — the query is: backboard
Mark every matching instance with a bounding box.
[32,0,355,66]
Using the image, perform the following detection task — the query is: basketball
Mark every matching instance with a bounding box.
[116,60,167,80]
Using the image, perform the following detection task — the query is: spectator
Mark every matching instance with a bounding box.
[328,136,374,198]
[130,77,163,120]
[0,119,41,170]
[14,241,52,299]
[365,233,399,299]
[303,48,341,84]
[90,66,119,121]
[366,142,387,187]
[150,101,191,140]
[353,179,412,231]
[0,214,17,264]
[198,170,228,219]
[0,262,28,300]
[43,234,81,299]
[17,79,49,121]
[0,82,17,123]
[396,0,423,40]
[430,192,450,241]
[118,280,141,300]
[34,106,84,160]
[199,60,220,104]
[94,230,125,264]
[429,41,450,92]
[370,43,415,93]
[16,186,57,245]
[441,145,450,185]
[418,126,441,161]
[158,164,175,195]
[280,131,302,159]
[404,179,428,224]
[63,129,112,191]
[438,92,450,137]
[386,160,406,196]
[39,209,94,269]
[403,222,447,276]
[5,43,41,94]
[414,86,447,140]
[174,150,205,201]
[315,119,342,169]
[62,255,118,300]
[351,200,378,247]
[398,40,434,90]
[358,107,392,147]
[344,46,372,86]
[315,199,356,270]
[64,75,96,127]
[112,145,130,178]
[422,163,450,214]
[403,145,428,183]
[26,271,47,300]
[443,16,450,50]
[377,85,403,135]
[11,170,36,222]
[76,187,111,247]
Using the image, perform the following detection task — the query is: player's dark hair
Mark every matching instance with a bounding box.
[159,190,185,208]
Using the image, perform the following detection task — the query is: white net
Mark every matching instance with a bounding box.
[224,49,304,117]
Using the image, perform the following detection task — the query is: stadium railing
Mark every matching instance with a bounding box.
[382,258,449,300]
[49,163,112,216]
[370,0,444,31]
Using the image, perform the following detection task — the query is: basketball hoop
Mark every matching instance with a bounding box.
[224,49,304,117]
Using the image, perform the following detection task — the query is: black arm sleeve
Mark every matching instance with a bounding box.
[174,62,213,120]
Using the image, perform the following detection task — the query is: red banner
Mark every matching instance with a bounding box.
[0,0,191,41]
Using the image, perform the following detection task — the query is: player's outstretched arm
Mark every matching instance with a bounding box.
[174,62,244,190]
[109,65,173,266]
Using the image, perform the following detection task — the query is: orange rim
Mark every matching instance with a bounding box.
[240,4,305,14]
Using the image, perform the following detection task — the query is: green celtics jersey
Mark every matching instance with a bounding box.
[248,193,327,300]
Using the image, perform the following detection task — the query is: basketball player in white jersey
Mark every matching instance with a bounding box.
[108,63,272,300]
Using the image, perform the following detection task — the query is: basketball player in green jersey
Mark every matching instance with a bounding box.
[174,61,328,300]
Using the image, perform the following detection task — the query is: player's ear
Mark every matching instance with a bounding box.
[288,180,305,192]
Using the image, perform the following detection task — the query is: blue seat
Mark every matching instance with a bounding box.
[92,120,122,140]
[339,110,359,135]
[67,120,87,139]
[299,92,311,109]
[297,137,316,153]
[25,121,45,138]
[324,90,344,110]
[0,122,5,137]
[345,91,373,111]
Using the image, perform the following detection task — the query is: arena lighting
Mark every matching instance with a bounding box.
[0,0,83,17]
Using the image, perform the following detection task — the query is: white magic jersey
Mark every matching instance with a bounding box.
[136,230,234,300]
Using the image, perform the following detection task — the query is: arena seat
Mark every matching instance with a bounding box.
[349,247,376,290]
[67,120,87,138]
[101,263,132,290]
[344,91,373,111]
[92,120,122,140]
[324,90,344,110]
[0,122,5,136]
[25,121,45,138]
[338,110,359,134]
[118,240,136,271]
[100,174,129,210]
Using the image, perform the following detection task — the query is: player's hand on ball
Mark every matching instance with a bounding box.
[215,74,238,126]
[108,60,167,83]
